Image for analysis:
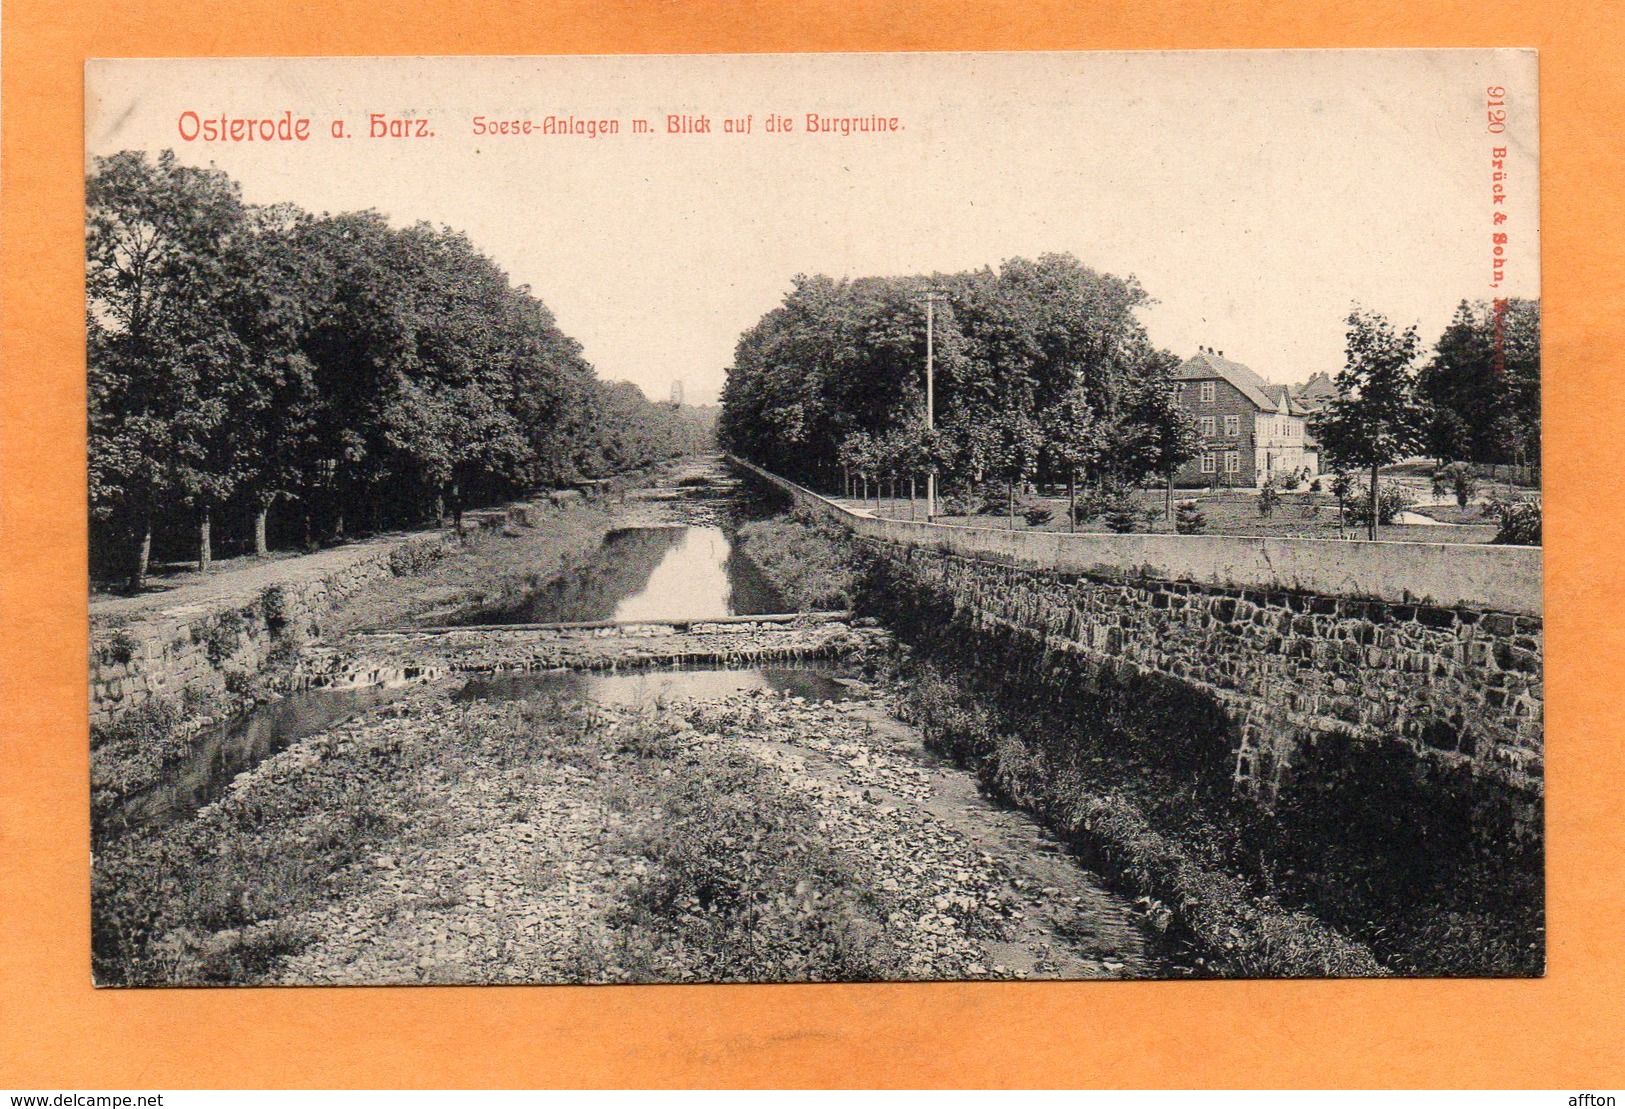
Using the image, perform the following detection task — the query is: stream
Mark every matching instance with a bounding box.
[110,461,1175,980]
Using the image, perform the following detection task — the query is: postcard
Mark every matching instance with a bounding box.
[83,50,1541,989]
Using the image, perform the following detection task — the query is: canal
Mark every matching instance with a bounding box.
[98,461,1176,984]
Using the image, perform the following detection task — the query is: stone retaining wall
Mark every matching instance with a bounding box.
[89,531,460,729]
[889,546,1542,812]
[732,456,1544,820]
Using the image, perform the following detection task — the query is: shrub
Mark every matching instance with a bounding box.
[389,538,449,577]
[1432,462,1480,509]
[203,609,247,667]
[938,491,979,517]
[1101,490,1142,533]
[1489,495,1541,545]
[1021,504,1054,527]
[1309,477,1322,493]
[1346,482,1416,527]
[1258,482,1281,518]
[259,585,291,635]
[1174,501,1206,535]
[95,627,140,667]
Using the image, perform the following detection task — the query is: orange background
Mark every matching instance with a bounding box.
[2,0,1621,1089]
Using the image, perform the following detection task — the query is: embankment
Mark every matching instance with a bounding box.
[732,457,1544,976]
[91,530,458,729]
[89,497,616,819]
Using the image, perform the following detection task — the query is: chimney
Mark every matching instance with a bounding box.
[1218,350,1224,357]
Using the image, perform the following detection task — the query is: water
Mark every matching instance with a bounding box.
[453,663,856,708]
[107,682,416,835]
[457,525,785,625]
[110,517,801,833]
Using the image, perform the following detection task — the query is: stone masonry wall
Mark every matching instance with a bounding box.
[731,456,1544,834]
[89,530,460,729]
[877,543,1543,819]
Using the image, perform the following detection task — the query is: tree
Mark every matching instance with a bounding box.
[1416,298,1541,471]
[87,150,247,586]
[989,403,1044,529]
[1329,470,1356,528]
[1040,381,1098,531]
[837,431,878,508]
[1310,308,1426,539]
[719,255,1165,497]
[1109,367,1201,521]
[88,150,669,585]
[215,203,324,556]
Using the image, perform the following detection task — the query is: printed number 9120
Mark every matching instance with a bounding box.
[1486,86,1507,134]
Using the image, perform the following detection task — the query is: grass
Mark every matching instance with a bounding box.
[734,510,860,610]
[572,729,906,983]
[93,683,905,986]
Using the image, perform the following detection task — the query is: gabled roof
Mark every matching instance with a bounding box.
[1291,371,1338,413]
[1261,384,1297,413]
[1175,350,1289,413]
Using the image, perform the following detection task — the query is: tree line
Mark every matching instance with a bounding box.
[1314,300,1539,539]
[89,150,710,590]
[720,255,1539,540]
[718,255,1201,523]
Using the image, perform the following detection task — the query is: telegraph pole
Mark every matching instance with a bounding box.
[924,291,938,520]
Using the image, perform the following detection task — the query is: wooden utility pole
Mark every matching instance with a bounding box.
[924,291,939,520]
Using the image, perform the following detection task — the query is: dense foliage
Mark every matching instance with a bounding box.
[723,258,1541,544]
[718,256,1197,495]
[88,150,710,588]
[1416,298,1541,470]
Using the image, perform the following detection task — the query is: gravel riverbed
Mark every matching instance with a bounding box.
[155,674,1172,985]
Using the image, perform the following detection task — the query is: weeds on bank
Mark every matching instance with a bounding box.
[90,687,216,830]
[573,727,906,983]
[896,661,1387,978]
[91,701,453,985]
[734,512,858,610]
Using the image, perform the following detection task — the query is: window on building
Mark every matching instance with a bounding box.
[1201,452,1216,474]
[1200,381,1216,403]
[1200,415,1215,436]
[1224,450,1240,474]
[1223,414,1240,437]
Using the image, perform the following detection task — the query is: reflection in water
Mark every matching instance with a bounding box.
[460,525,785,625]
[107,683,411,836]
[454,664,854,708]
[112,520,804,833]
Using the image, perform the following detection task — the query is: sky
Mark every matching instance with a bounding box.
[87,51,1539,404]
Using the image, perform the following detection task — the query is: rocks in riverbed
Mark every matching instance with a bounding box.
[176,669,1154,985]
